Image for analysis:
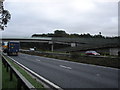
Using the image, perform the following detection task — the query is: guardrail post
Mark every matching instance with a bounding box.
[17,79,22,90]
[2,55,36,90]
[23,84,29,90]
[10,68,13,81]
[2,57,6,67]
[6,63,8,72]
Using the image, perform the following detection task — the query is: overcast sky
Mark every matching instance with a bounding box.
[1,0,118,38]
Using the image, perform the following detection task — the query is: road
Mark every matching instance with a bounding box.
[10,53,119,88]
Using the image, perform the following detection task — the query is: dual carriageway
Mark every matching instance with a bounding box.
[1,37,119,89]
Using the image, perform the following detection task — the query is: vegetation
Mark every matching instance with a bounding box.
[3,56,44,89]
[2,64,18,89]
[0,59,2,90]
[0,1,11,30]
[21,51,120,69]
[32,30,120,39]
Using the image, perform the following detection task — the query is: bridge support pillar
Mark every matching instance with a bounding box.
[49,41,54,52]
[51,44,54,52]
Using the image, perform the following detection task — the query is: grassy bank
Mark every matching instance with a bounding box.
[47,54,119,68]
[3,55,44,90]
[2,64,17,89]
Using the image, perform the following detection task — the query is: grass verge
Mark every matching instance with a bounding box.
[0,58,2,90]
[3,55,44,90]
[2,64,17,89]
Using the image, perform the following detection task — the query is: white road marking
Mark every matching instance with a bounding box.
[96,74,100,77]
[49,57,119,70]
[24,56,28,58]
[59,65,72,70]
[6,55,62,89]
[36,59,41,61]
[21,53,119,70]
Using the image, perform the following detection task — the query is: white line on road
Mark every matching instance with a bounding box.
[50,57,118,70]
[96,74,100,77]
[7,55,62,89]
[20,53,119,70]
[36,59,41,62]
[59,65,72,70]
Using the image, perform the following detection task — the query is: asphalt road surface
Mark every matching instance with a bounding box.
[10,53,119,88]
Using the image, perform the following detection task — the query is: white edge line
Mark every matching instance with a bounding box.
[7,56,62,89]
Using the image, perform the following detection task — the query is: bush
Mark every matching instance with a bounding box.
[70,52,80,59]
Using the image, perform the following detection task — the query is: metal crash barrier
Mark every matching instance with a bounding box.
[2,55,35,90]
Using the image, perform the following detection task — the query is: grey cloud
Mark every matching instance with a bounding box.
[2,0,118,37]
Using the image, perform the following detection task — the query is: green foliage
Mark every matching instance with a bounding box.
[4,56,44,89]
[0,2,11,30]
[54,30,68,37]
[2,64,17,89]
[21,51,120,69]
[32,30,120,38]
[70,52,80,59]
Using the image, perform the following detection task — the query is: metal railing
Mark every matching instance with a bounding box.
[2,53,63,90]
[7,55,63,90]
[2,55,35,90]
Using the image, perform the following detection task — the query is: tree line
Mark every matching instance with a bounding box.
[32,30,119,39]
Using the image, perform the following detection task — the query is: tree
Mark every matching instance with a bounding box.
[0,0,11,30]
[93,32,105,38]
[70,34,80,38]
[54,30,68,37]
